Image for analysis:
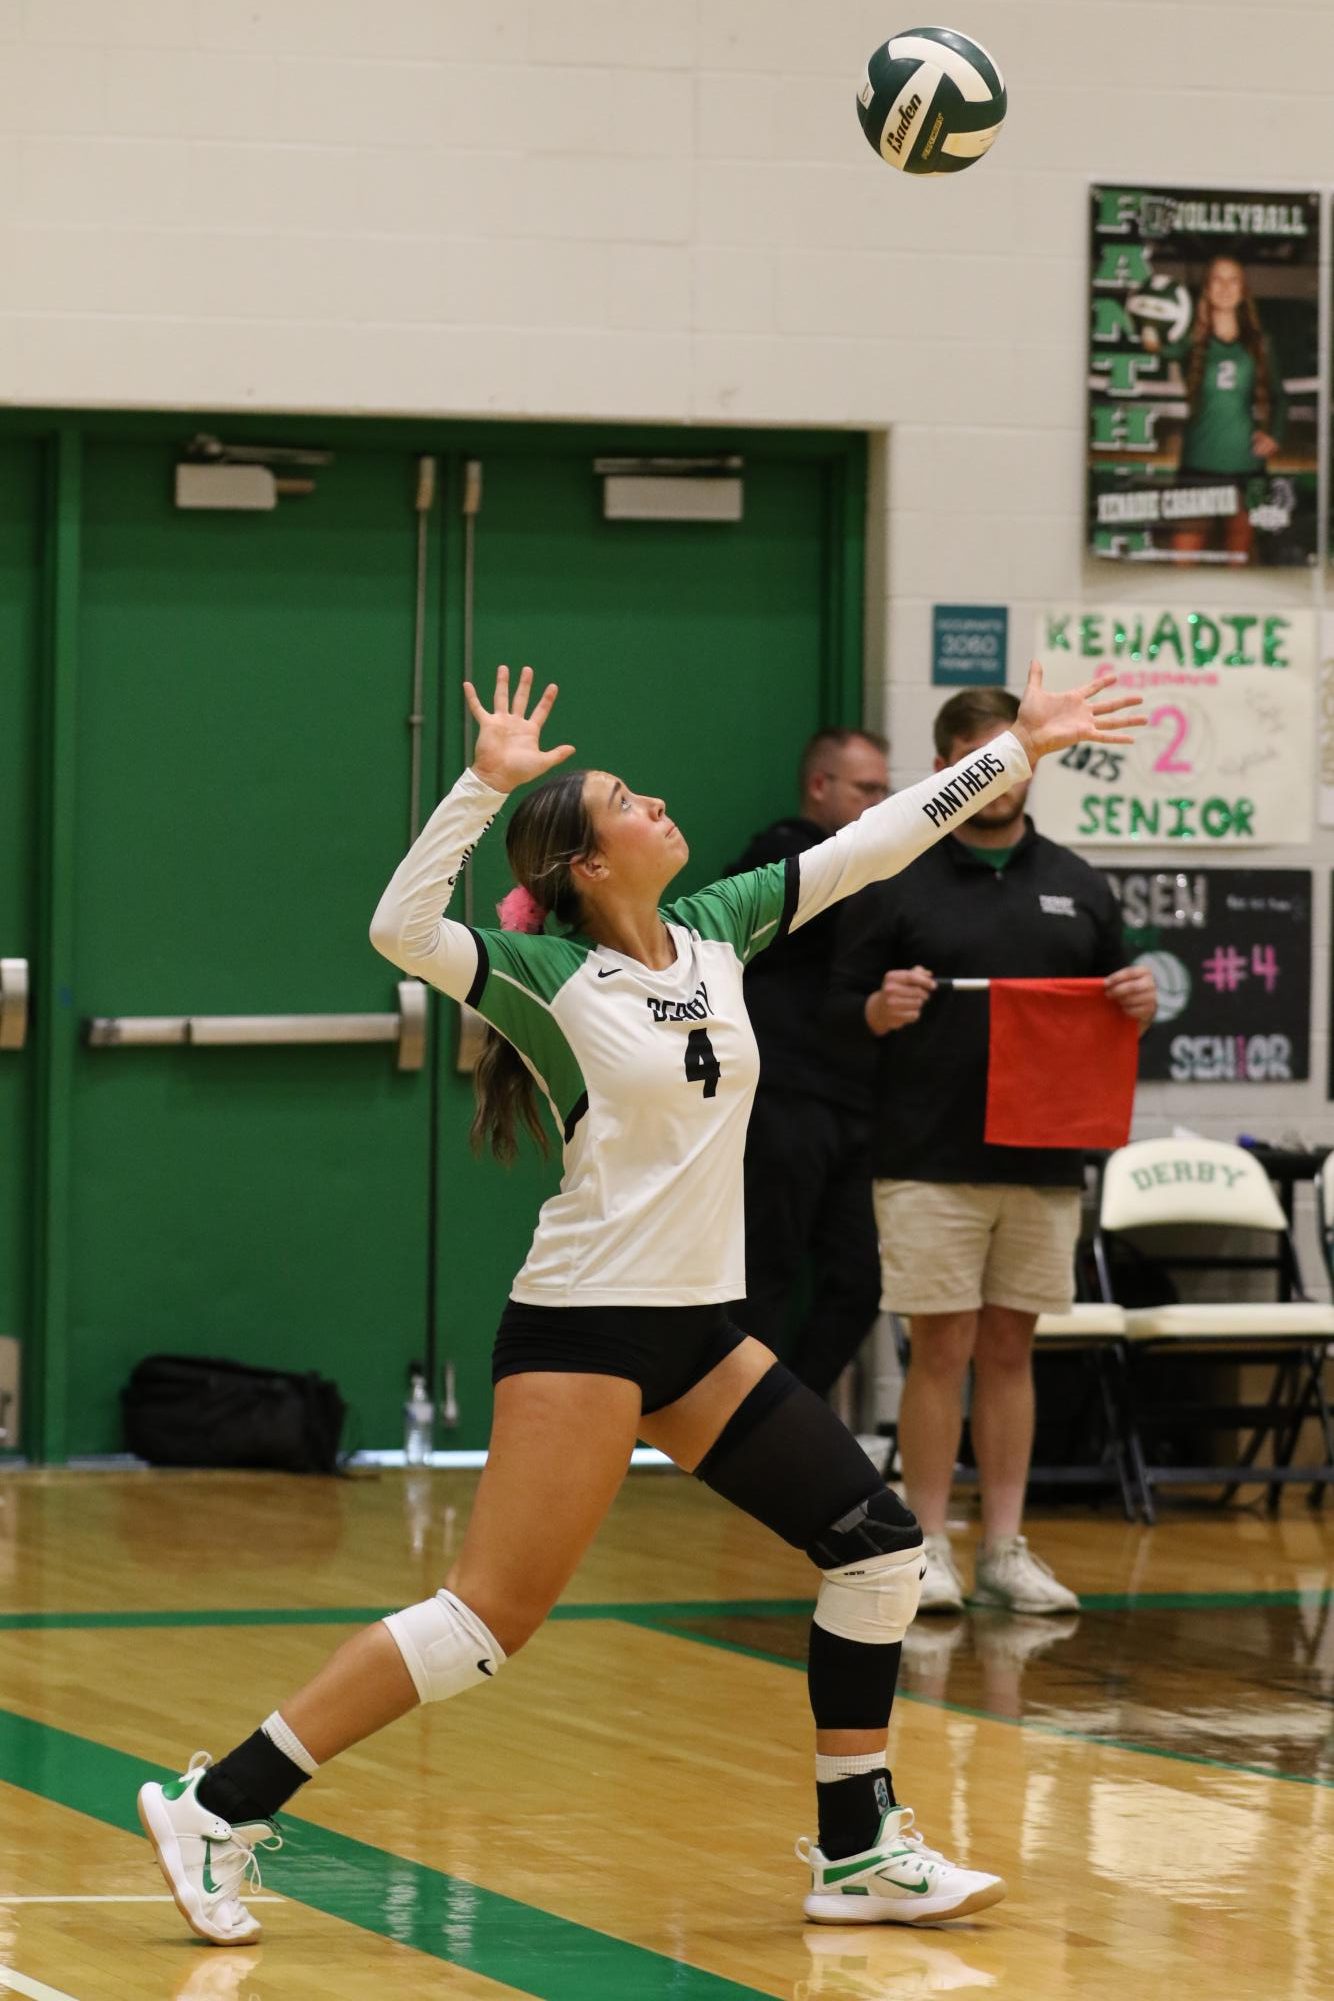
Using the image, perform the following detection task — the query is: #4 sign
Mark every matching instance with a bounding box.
[1104,865,1311,1083]
[1034,603,1314,846]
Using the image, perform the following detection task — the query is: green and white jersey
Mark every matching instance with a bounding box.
[1181,337,1269,473]
[1162,333,1286,474]
[370,734,1030,1306]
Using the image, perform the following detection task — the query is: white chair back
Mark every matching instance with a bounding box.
[1100,1138,1286,1234]
[1317,1151,1334,1246]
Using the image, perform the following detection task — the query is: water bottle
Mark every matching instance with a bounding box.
[403,1363,434,1466]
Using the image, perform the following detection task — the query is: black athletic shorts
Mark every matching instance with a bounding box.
[491,1301,746,1414]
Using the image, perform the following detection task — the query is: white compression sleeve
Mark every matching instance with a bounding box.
[369,767,508,1001]
[789,729,1032,933]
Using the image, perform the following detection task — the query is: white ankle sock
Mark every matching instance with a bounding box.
[815,1748,888,1783]
[262,1709,319,1778]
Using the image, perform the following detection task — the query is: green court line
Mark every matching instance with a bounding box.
[0,1598,814,1633]
[0,1707,772,2001]
[2,1585,1330,1633]
[0,1606,400,1632]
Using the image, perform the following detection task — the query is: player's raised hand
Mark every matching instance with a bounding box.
[466,665,575,794]
[1012,659,1144,764]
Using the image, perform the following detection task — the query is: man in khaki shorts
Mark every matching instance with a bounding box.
[829,687,1156,1614]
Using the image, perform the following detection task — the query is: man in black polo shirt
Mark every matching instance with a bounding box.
[730,726,889,1396]
[830,687,1156,1615]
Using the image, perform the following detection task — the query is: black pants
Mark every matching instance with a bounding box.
[736,1089,881,1397]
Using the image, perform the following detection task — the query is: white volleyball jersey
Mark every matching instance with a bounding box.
[370,732,1030,1306]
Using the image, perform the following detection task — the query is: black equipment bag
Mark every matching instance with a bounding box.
[122,1353,347,1474]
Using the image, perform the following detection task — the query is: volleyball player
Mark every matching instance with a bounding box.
[137,660,1141,1939]
[1141,254,1285,564]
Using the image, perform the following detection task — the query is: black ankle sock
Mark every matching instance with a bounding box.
[196,1729,309,1825]
[817,1769,897,1861]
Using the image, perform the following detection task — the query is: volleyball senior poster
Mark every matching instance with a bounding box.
[1088,184,1320,568]
[1033,604,1315,847]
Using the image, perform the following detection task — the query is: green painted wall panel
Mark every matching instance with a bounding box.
[0,445,41,1400]
[63,443,437,1454]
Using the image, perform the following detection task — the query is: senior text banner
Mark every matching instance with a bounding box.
[1033,604,1314,846]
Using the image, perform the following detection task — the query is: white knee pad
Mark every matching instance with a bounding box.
[813,1543,924,1646]
[383,1588,507,1704]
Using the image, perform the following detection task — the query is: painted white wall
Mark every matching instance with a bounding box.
[4,0,1334,1270]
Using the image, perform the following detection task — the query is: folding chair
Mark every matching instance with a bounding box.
[1031,1156,1137,1519]
[1099,1137,1334,1522]
[885,1293,1138,1517]
[1030,1305,1136,1518]
[1316,1151,1334,1291]
[884,1160,1139,1516]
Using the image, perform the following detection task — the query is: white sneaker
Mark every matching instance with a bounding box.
[970,1535,1080,1615]
[916,1533,965,1614]
[797,1805,1006,1925]
[138,1752,280,1945]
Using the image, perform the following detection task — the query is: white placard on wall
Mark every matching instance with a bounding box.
[1318,612,1334,827]
[1033,604,1314,847]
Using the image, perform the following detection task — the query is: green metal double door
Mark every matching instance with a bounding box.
[0,426,863,1460]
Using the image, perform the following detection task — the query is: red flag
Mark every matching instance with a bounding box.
[984,978,1138,1150]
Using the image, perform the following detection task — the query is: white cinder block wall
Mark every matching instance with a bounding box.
[4,0,1334,1268]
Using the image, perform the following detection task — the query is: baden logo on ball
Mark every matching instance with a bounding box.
[857,27,1006,175]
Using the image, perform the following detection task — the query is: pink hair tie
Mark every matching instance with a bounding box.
[496,885,547,934]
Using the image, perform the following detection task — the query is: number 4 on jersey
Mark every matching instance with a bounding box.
[684,1027,721,1099]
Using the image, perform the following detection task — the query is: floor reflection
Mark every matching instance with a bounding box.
[795,1927,997,2000]
[172,1947,265,2000]
[661,1596,1334,1783]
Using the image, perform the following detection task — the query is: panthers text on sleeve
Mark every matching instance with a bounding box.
[369,733,1031,1305]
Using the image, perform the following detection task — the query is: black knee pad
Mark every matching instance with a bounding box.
[694,1363,920,1553]
[805,1484,921,1571]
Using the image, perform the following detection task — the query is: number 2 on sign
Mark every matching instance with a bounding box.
[1149,706,1192,775]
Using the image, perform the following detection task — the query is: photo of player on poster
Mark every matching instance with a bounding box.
[1088,185,1320,568]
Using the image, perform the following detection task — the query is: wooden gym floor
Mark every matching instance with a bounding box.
[0,1465,1330,2000]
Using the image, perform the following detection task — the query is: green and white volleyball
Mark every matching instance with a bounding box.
[856,27,1006,175]
[1125,274,1193,347]
[1134,951,1190,1027]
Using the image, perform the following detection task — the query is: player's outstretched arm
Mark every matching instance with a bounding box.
[781,664,1142,937]
[370,665,574,995]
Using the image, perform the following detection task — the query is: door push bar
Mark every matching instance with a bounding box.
[84,979,428,1072]
[0,959,28,1052]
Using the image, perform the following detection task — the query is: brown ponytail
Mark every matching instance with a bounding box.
[470,769,595,1163]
